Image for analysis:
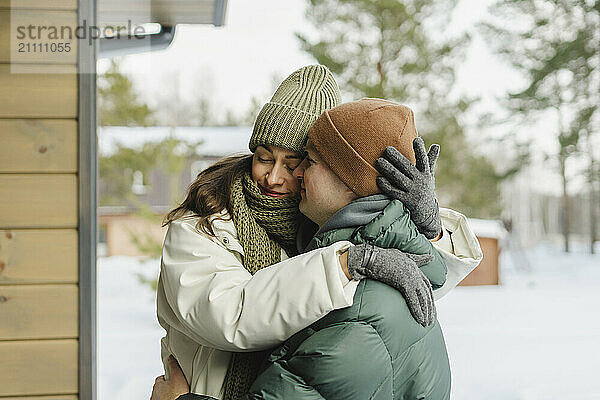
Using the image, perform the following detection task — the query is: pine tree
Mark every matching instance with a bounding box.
[98,60,155,126]
[482,0,599,252]
[297,0,504,218]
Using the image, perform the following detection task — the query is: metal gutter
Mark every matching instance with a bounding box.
[98,25,176,58]
[213,0,227,27]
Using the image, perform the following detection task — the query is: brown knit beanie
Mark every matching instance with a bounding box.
[308,98,418,197]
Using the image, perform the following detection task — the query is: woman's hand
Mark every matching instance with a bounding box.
[151,355,190,400]
[347,244,435,327]
[338,250,351,280]
[375,138,442,240]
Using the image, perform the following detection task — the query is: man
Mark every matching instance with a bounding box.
[153,99,482,400]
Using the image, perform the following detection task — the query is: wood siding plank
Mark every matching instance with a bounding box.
[0,64,77,118]
[0,229,78,284]
[0,120,77,173]
[0,10,77,64]
[1,396,78,400]
[0,174,77,228]
[0,284,78,339]
[0,0,77,10]
[0,339,78,396]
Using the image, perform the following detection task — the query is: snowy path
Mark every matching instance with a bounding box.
[98,245,600,399]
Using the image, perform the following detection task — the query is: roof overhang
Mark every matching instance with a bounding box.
[98,0,227,27]
[98,0,227,58]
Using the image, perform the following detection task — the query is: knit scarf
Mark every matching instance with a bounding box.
[222,172,300,400]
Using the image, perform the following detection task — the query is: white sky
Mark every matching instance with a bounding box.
[98,0,596,195]
[102,0,315,115]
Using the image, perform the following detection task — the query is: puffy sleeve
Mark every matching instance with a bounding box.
[158,219,357,352]
[432,208,484,300]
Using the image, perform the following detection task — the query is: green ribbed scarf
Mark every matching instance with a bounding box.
[222,172,300,400]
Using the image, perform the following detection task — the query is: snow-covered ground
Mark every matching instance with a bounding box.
[437,243,600,400]
[98,243,600,400]
[97,256,164,400]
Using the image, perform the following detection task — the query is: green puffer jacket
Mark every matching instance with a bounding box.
[243,195,451,400]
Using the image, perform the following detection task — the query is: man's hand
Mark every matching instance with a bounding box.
[347,244,436,327]
[151,355,190,400]
[375,137,442,239]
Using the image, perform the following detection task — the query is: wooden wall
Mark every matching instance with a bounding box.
[0,0,80,398]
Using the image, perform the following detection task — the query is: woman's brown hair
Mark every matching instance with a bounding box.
[163,154,253,236]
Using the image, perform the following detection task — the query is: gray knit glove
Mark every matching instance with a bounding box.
[347,244,435,327]
[375,137,442,239]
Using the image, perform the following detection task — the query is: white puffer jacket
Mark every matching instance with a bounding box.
[156,208,482,398]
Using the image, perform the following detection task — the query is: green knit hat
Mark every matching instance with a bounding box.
[249,65,341,153]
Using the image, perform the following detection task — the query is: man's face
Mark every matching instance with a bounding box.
[293,141,357,226]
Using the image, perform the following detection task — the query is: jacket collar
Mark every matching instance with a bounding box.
[204,210,240,240]
[319,194,391,233]
[297,194,392,252]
